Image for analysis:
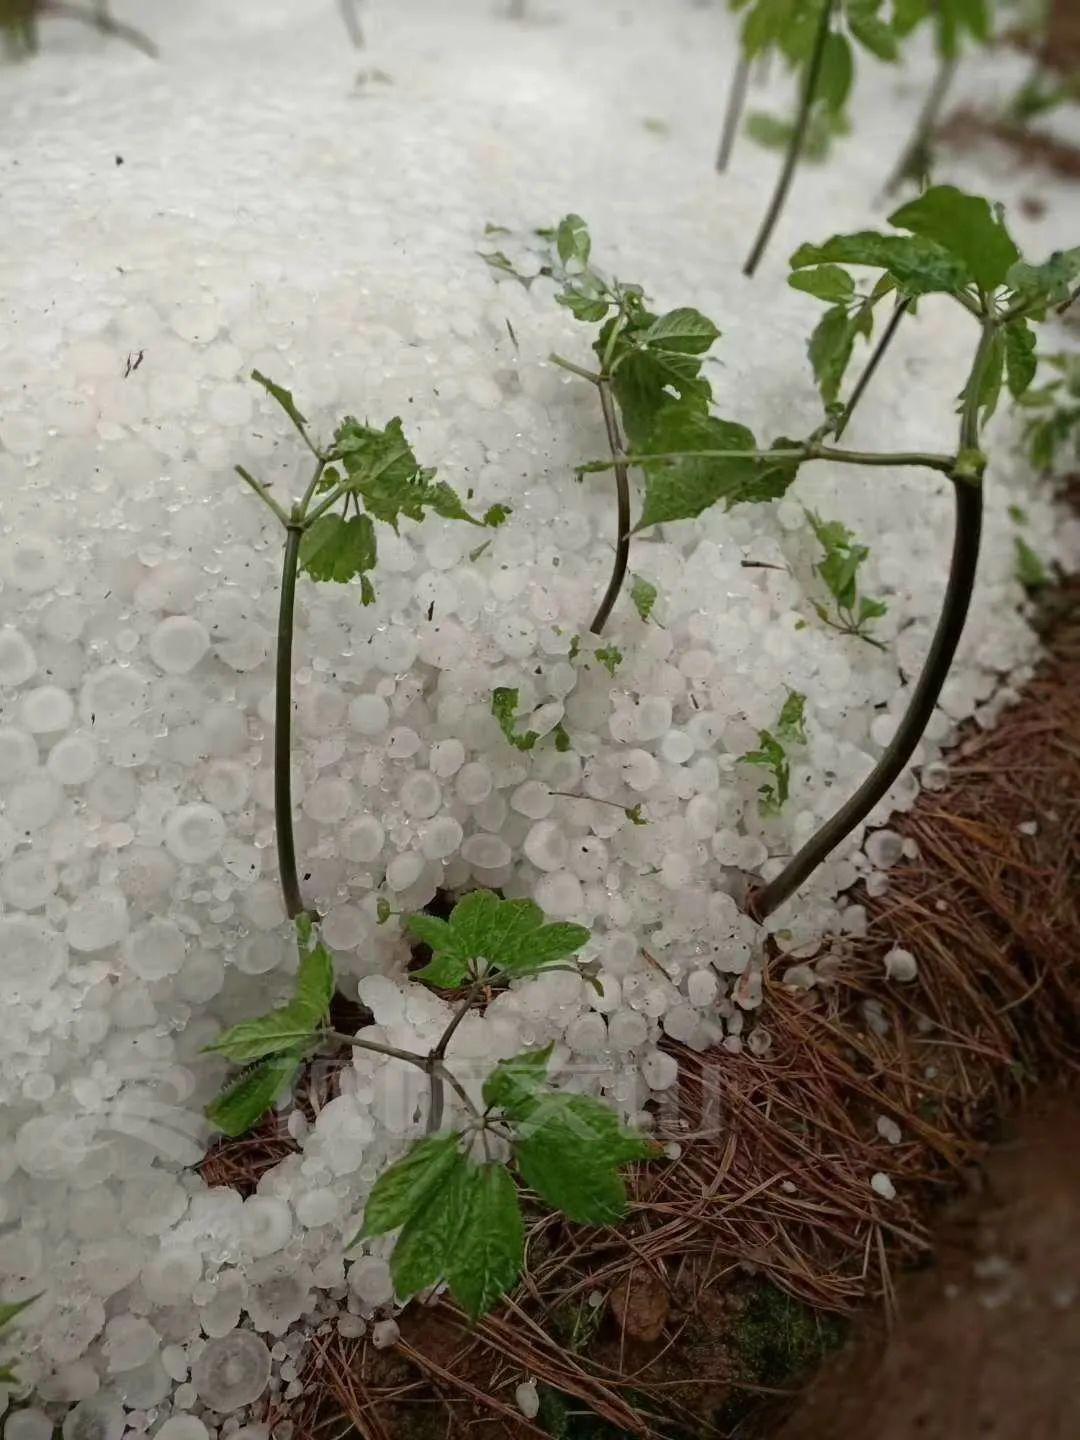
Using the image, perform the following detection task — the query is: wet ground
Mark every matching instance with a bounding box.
[775,1094,1080,1440]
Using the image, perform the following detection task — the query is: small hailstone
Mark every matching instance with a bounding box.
[782,963,817,990]
[429,738,465,776]
[62,1398,126,1440]
[1017,819,1038,836]
[420,815,463,860]
[241,1197,293,1257]
[337,1315,365,1339]
[865,829,904,869]
[20,683,76,733]
[641,1049,678,1090]
[870,1172,897,1200]
[524,819,568,872]
[371,1319,400,1349]
[510,780,553,819]
[155,1420,209,1440]
[148,616,210,674]
[348,1256,394,1306]
[461,833,512,869]
[515,1381,540,1420]
[164,803,226,863]
[349,694,389,735]
[687,969,717,1008]
[876,1115,902,1146]
[192,1331,271,1411]
[883,946,918,983]
[456,760,493,803]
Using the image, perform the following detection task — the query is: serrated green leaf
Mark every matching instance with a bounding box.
[742,729,790,813]
[807,305,856,406]
[1014,536,1049,589]
[788,265,855,303]
[445,1163,524,1320]
[1004,320,1037,400]
[482,1044,554,1116]
[299,512,377,585]
[206,1050,304,1137]
[206,923,334,1063]
[483,503,511,527]
[790,231,969,296]
[513,1093,655,1225]
[558,289,612,324]
[358,1134,465,1239]
[818,31,854,114]
[251,369,309,436]
[410,890,590,987]
[777,690,807,746]
[595,645,622,677]
[1005,248,1080,309]
[557,213,591,267]
[491,687,539,752]
[888,185,1019,293]
[848,7,899,59]
[633,407,787,532]
[390,1149,473,1298]
[640,308,720,355]
[334,417,481,531]
[630,575,658,622]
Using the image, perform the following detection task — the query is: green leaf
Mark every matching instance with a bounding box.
[740,0,789,57]
[251,369,309,437]
[742,730,790,813]
[818,31,854,114]
[479,250,529,284]
[848,6,899,59]
[409,890,590,987]
[482,1044,554,1116]
[1005,248,1080,309]
[557,213,591,267]
[299,512,377,585]
[858,595,888,624]
[1014,536,1049,589]
[625,803,647,826]
[777,690,807,746]
[390,1149,472,1298]
[630,575,658,622]
[334,417,481,531]
[513,1093,655,1225]
[206,1050,304,1136]
[600,310,715,447]
[790,231,969,296]
[206,920,334,1063]
[745,111,795,152]
[788,265,855,303]
[633,407,790,532]
[0,1367,18,1384]
[640,308,720,355]
[1004,320,1037,400]
[358,1134,465,1239]
[445,1163,524,1320]
[491,687,539,752]
[888,185,1019,293]
[595,645,622,677]
[553,722,572,753]
[807,305,856,405]
[0,1296,41,1331]
[558,288,612,324]
[973,328,1005,423]
[483,503,511,527]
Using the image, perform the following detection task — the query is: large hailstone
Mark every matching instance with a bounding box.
[191,1330,272,1411]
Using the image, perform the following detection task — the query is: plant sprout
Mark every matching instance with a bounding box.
[207,372,655,1320]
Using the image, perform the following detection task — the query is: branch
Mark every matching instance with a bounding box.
[578,444,956,476]
[833,297,912,441]
[326,1031,430,1069]
[588,380,632,634]
[235,466,290,528]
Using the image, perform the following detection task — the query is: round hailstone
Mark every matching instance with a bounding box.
[883,946,918,982]
[66,889,129,952]
[245,1258,313,1335]
[87,767,137,820]
[148,616,210,675]
[515,1382,540,1420]
[524,820,568,872]
[429,738,465,777]
[6,1411,53,1440]
[155,1421,209,1440]
[191,1331,271,1412]
[321,904,369,951]
[201,759,251,812]
[0,726,38,782]
[303,777,352,823]
[48,733,100,785]
[386,726,420,759]
[117,1354,171,1409]
[62,1397,126,1440]
[385,850,424,892]
[1,852,58,909]
[371,1319,400,1349]
[240,1197,293,1258]
[124,917,187,981]
[0,917,67,1000]
[0,628,37,686]
[866,829,904,869]
[456,761,492,804]
[641,1050,679,1090]
[461,833,511,870]
[15,1115,92,1177]
[19,685,75,734]
[140,1248,202,1307]
[2,534,64,592]
[7,773,63,831]
[164,803,226,863]
[342,814,385,862]
[419,815,463,860]
[348,1256,394,1306]
[400,771,442,818]
[510,780,553,820]
[104,1314,159,1373]
[79,665,150,730]
[82,1239,145,1298]
[349,694,390,736]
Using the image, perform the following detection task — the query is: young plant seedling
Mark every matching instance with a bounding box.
[805,509,887,646]
[740,691,807,814]
[208,372,655,1320]
[882,0,992,195]
[731,0,902,275]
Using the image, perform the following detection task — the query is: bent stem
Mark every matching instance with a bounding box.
[834,297,913,441]
[883,53,957,198]
[716,51,751,173]
[749,320,996,921]
[40,1,157,56]
[275,523,306,920]
[743,0,835,277]
[589,380,632,634]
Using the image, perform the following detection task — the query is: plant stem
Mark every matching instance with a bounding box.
[833,297,912,441]
[582,444,956,475]
[550,353,602,385]
[588,380,632,634]
[883,53,957,198]
[275,523,306,920]
[338,0,364,47]
[39,1,157,56]
[748,321,995,921]
[235,466,290,528]
[743,0,835,277]
[716,52,751,173]
[327,1030,430,1069]
[428,977,488,1132]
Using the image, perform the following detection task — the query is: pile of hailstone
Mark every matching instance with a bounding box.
[2,0,1079,1432]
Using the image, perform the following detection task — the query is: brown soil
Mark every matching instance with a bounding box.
[939,105,1080,184]
[776,1095,1080,1440]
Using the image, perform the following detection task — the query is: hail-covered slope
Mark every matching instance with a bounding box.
[1,0,1078,1426]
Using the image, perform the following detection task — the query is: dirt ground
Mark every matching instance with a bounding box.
[775,1095,1080,1440]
